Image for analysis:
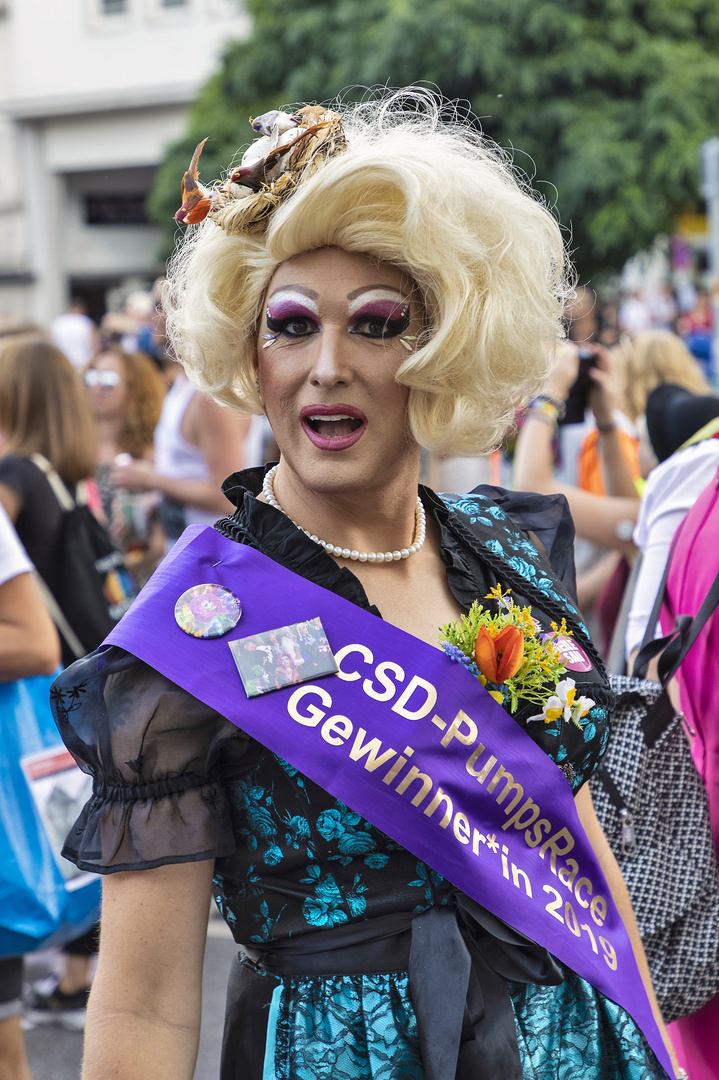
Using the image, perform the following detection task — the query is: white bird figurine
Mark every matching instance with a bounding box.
[249,110,300,149]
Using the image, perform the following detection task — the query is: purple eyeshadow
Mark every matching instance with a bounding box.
[351,301,406,323]
[266,301,318,321]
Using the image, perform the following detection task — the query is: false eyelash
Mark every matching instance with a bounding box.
[265,313,318,334]
[349,311,411,338]
[389,310,411,335]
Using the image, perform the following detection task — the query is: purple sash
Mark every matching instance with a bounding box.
[105,525,670,1075]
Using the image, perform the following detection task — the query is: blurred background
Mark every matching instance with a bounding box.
[0,0,247,325]
[1,0,719,333]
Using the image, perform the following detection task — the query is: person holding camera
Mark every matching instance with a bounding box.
[513,342,641,651]
[513,341,640,554]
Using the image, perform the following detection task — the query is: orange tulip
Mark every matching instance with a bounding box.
[474,625,525,683]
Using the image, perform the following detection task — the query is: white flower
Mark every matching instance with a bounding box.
[527,678,595,726]
[527,694,563,725]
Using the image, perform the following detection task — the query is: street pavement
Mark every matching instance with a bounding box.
[24,912,238,1080]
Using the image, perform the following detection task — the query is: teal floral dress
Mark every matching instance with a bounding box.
[51,467,667,1080]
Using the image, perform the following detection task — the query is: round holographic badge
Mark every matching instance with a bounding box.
[174,583,241,639]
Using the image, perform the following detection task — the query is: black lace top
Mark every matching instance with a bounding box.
[52,468,612,948]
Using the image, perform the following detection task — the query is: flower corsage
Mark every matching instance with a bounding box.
[439,585,594,724]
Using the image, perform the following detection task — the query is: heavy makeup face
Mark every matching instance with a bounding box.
[255,248,423,498]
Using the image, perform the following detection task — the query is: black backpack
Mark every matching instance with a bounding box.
[31,455,136,667]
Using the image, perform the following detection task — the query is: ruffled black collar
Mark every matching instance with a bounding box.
[217,465,455,617]
[216,464,577,615]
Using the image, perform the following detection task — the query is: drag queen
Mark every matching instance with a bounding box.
[52,91,676,1079]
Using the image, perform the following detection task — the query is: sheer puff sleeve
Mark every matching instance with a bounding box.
[51,646,249,874]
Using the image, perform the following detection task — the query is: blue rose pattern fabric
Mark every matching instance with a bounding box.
[508,970,663,1079]
[268,974,423,1080]
[440,491,612,793]
[260,965,661,1079]
[441,492,594,640]
[213,753,449,947]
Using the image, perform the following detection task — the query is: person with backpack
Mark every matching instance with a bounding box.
[0,335,98,611]
[0,335,134,668]
[0,333,123,1029]
[658,471,719,1080]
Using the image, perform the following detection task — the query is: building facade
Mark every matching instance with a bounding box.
[0,0,248,325]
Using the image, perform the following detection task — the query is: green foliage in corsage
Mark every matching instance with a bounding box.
[439,584,574,715]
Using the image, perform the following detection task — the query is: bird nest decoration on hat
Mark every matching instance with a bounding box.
[175,105,347,236]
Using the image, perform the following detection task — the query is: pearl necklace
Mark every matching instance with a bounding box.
[262,464,426,563]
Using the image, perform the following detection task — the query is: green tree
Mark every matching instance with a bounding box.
[149,0,719,279]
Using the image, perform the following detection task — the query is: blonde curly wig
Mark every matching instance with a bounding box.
[165,89,571,455]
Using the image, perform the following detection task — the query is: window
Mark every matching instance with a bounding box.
[87,0,130,29]
[84,195,149,226]
[145,0,190,18]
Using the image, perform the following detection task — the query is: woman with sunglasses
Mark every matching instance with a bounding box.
[84,347,166,584]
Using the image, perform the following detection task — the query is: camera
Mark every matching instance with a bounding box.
[559,347,599,426]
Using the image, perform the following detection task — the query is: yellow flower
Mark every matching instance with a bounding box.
[486,583,509,601]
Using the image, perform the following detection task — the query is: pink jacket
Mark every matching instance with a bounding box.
[662,465,719,1080]
[661,464,719,854]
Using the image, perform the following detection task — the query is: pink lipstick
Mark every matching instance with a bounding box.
[299,404,367,451]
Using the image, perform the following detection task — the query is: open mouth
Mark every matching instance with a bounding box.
[305,414,363,438]
[300,405,367,451]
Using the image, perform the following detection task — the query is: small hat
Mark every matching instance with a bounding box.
[645,383,719,463]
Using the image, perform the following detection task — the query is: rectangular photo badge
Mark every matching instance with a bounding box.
[229,616,338,698]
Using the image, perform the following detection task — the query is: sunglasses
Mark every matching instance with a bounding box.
[84,370,121,389]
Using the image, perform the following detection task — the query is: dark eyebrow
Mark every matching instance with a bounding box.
[267,285,319,300]
[346,284,405,301]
